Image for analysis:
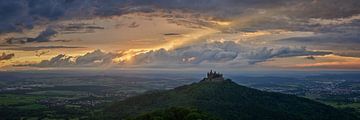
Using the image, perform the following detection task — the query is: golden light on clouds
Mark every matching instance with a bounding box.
[210,20,232,26]
[294,55,360,69]
[1,7,359,70]
[114,27,218,64]
[241,31,273,37]
[262,54,360,69]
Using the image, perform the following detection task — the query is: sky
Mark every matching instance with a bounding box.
[0,0,360,71]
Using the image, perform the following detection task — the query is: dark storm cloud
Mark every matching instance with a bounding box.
[131,0,288,17]
[1,0,359,34]
[0,52,15,61]
[278,30,360,47]
[290,0,360,19]
[276,31,360,57]
[0,0,29,33]
[132,0,360,38]
[4,37,27,44]
[6,27,58,44]
[28,27,58,42]
[58,23,105,34]
[229,13,360,35]
[313,19,360,33]
[0,0,129,34]
[132,0,360,19]
[3,23,105,44]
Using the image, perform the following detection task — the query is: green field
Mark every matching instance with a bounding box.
[0,94,45,106]
[16,104,47,110]
[325,102,360,111]
[28,90,87,96]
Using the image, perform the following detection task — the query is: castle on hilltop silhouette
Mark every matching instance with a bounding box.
[201,70,225,82]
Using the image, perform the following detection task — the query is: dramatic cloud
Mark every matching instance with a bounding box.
[129,41,331,67]
[1,0,359,34]
[295,15,360,33]
[35,54,73,67]
[132,0,359,19]
[57,23,105,34]
[276,31,360,47]
[0,52,15,61]
[6,27,58,44]
[290,0,360,19]
[277,32,360,56]
[28,27,58,42]
[75,49,116,66]
[1,0,359,70]
[28,41,331,68]
[0,0,132,34]
[34,49,119,67]
[279,32,360,45]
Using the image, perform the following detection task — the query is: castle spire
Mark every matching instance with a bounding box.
[202,70,225,82]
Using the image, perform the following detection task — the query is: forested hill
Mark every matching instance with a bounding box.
[101,79,358,120]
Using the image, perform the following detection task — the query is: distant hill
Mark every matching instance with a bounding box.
[101,73,358,120]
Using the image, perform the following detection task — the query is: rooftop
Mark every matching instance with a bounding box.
[201,70,225,82]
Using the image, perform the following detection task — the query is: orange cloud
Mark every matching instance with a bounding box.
[294,55,360,69]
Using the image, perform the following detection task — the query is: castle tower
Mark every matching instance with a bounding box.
[202,70,225,82]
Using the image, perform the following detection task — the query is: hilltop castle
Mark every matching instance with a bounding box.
[201,70,225,82]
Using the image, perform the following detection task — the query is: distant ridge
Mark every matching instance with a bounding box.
[102,71,358,120]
